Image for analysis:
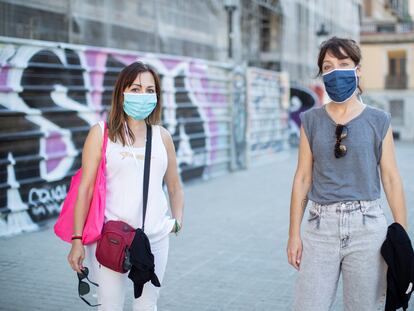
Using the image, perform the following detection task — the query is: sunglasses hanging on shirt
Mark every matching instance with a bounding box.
[335,124,348,158]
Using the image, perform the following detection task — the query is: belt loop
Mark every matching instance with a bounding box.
[310,201,317,214]
[335,202,341,214]
[359,201,367,225]
[314,202,321,215]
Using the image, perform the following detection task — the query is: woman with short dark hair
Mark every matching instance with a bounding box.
[287,37,407,310]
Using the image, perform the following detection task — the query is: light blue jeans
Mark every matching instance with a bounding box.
[293,200,387,311]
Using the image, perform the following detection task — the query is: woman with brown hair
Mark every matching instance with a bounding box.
[287,37,407,310]
[67,61,184,310]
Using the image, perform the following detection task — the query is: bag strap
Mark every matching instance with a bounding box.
[123,122,152,232]
[142,123,152,232]
[102,122,108,155]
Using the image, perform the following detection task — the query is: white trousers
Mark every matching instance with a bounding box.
[85,236,170,311]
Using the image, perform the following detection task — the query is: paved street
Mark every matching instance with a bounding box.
[0,143,413,311]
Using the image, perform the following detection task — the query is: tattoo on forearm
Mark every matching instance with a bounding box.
[301,197,308,210]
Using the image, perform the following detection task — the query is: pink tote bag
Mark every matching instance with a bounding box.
[54,122,108,245]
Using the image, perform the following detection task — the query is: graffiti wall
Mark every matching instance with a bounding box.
[246,67,290,166]
[0,37,236,236]
[288,85,320,146]
[0,37,289,236]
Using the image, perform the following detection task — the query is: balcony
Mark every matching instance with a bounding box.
[361,22,414,34]
[385,75,408,89]
[361,21,414,44]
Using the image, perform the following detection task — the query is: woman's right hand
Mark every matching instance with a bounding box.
[287,235,303,271]
[68,240,85,274]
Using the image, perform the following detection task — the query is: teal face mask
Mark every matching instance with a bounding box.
[123,93,157,120]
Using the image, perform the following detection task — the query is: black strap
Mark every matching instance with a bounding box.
[142,124,152,232]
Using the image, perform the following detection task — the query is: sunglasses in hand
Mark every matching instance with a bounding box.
[77,267,100,307]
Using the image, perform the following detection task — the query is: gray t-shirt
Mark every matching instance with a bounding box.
[300,105,391,205]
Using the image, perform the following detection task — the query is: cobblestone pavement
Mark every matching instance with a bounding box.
[0,143,413,311]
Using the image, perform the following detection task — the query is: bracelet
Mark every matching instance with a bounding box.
[71,235,82,240]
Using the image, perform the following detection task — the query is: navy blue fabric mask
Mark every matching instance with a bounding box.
[322,68,358,103]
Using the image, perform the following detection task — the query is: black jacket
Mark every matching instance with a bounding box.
[128,228,161,298]
[381,222,414,311]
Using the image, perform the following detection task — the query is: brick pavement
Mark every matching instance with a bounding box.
[0,143,413,311]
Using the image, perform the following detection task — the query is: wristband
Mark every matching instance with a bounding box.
[71,235,82,241]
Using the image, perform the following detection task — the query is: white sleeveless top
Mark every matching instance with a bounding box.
[98,122,175,243]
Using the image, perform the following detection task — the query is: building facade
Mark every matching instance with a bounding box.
[1,0,362,87]
[361,0,414,141]
[236,0,362,91]
[0,0,229,61]
[233,0,362,144]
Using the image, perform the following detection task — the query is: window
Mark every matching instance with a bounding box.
[386,50,407,89]
[260,6,271,52]
[388,50,407,76]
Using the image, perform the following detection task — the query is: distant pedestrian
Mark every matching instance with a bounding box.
[286,37,408,311]
[67,61,184,310]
